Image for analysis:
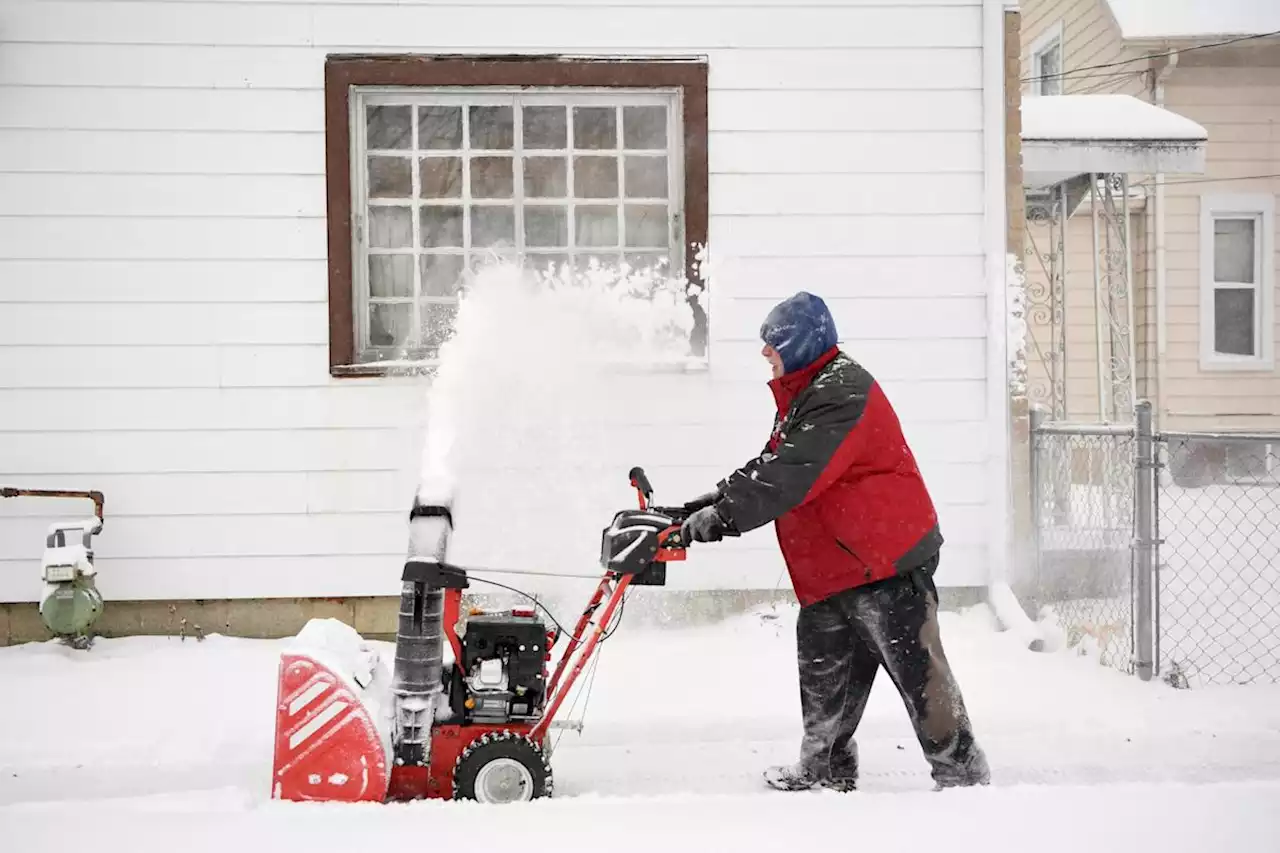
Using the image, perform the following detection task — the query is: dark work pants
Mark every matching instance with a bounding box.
[794,561,990,788]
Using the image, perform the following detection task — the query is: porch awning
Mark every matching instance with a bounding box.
[1021,94,1208,188]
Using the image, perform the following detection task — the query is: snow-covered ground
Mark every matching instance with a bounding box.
[3,600,1280,852]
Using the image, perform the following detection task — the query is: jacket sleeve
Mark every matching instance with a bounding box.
[714,383,869,533]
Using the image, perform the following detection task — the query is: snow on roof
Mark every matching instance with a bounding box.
[1104,0,1280,40]
[1021,94,1207,142]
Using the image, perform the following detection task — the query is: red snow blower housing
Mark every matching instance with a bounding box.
[270,468,721,804]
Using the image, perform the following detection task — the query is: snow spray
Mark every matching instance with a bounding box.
[412,256,704,616]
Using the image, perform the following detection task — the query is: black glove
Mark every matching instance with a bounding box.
[681,504,728,543]
[683,489,722,512]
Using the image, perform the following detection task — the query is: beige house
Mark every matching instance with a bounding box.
[1019,0,1280,432]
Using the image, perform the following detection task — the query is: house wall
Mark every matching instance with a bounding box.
[1019,0,1146,98]
[1158,58,1280,431]
[0,0,1003,618]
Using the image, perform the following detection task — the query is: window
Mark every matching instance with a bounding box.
[1199,193,1275,371]
[1028,24,1064,97]
[324,56,709,377]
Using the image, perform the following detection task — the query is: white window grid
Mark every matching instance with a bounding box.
[1198,192,1276,372]
[349,87,686,361]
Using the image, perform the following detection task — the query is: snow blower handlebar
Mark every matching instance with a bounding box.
[533,468,716,740]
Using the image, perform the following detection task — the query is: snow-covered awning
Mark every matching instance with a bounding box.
[1021,94,1208,189]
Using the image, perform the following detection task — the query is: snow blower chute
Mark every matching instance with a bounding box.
[270,467,722,804]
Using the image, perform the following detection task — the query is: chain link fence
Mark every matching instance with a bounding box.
[1026,417,1137,674]
[1156,434,1280,687]
[1027,405,1280,686]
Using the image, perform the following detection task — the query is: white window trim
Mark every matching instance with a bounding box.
[347,85,687,365]
[1027,21,1064,97]
[1198,192,1276,372]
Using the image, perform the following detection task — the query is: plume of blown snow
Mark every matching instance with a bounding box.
[412,256,703,611]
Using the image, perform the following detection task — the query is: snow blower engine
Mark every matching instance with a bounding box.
[270,467,724,804]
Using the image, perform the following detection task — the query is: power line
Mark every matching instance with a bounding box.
[1020,29,1280,85]
[1137,173,1280,188]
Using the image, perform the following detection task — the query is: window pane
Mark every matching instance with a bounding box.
[1214,218,1256,283]
[420,205,463,248]
[523,106,567,149]
[524,156,567,198]
[1214,287,1256,356]
[624,156,667,198]
[624,252,670,277]
[573,107,616,149]
[623,106,666,149]
[574,156,618,198]
[369,255,414,298]
[471,156,514,198]
[470,106,514,150]
[420,157,462,199]
[524,205,568,248]
[471,206,515,248]
[369,206,412,248]
[624,204,669,248]
[418,106,462,150]
[369,302,412,348]
[1037,44,1062,96]
[421,254,466,298]
[367,105,411,150]
[574,253,622,277]
[421,302,458,359]
[576,205,619,247]
[526,252,570,278]
[368,156,412,198]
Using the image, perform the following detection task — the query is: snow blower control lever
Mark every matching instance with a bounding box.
[271,467,715,805]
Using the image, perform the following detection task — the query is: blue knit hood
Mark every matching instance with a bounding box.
[760,292,839,375]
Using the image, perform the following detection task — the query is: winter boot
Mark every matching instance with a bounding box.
[764,764,856,793]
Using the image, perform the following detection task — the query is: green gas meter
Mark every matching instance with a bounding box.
[1,487,106,648]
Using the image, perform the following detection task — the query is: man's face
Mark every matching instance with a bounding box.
[762,343,784,379]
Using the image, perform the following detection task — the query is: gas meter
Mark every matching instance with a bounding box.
[1,487,106,648]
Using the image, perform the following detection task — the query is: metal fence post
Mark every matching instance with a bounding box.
[1134,400,1155,681]
[1029,406,1045,588]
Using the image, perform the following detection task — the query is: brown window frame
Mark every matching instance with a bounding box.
[324,54,709,378]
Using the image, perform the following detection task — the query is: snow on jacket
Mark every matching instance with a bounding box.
[714,345,944,607]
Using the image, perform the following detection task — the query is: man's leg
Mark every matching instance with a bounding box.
[823,630,881,789]
[841,567,990,790]
[766,597,867,791]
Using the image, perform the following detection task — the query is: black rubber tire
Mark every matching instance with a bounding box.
[451,731,553,803]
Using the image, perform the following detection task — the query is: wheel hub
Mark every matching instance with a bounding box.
[474,757,535,804]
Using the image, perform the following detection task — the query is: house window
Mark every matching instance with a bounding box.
[1199,193,1276,371]
[1028,24,1064,96]
[324,56,709,377]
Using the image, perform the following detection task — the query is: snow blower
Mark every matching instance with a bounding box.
[270,467,724,804]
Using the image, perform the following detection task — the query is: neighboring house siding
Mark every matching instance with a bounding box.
[0,0,1000,602]
[1021,0,1142,97]
[1159,63,1280,430]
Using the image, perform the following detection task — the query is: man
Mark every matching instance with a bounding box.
[680,291,990,793]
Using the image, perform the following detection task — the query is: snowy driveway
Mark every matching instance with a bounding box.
[3,603,1280,852]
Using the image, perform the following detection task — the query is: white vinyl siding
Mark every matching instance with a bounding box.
[0,0,997,600]
[1199,193,1276,372]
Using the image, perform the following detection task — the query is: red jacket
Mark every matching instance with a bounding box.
[715,347,943,606]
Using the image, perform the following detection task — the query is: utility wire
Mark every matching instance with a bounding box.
[1136,173,1280,188]
[1020,29,1280,85]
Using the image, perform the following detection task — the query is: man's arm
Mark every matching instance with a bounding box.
[714,378,870,533]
